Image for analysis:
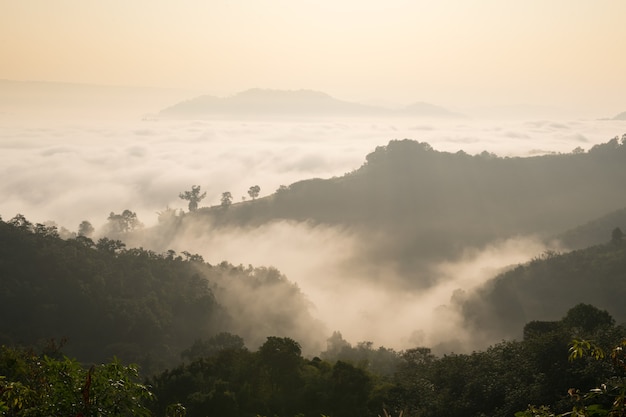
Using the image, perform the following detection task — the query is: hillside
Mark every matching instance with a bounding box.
[555,207,626,249]
[0,215,324,374]
[164,136,626,286]
[458,235,626,343]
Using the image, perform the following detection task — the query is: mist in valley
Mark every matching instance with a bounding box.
[3,92,625,355]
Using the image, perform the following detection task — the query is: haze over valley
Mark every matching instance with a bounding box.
[2,81,626,354]
[2,3,626,415]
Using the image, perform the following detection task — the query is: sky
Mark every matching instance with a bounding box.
[2,0,626,116]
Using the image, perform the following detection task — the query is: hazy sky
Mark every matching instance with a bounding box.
[2,1,625,115]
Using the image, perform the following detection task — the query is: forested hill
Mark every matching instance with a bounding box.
[181,136,626,272]
[555,207,626,249]
[0,215,324,374]
[458,232,626,343]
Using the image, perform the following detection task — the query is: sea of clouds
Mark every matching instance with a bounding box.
[2,113,624,352]
[2,115,623,229]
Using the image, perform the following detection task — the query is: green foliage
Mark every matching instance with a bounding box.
[518,338,626,417]
[0,214,320,374]
[569,339,606,362]
[461,242,626,343]
[0,345,153,417]
[181,333,246,362]
[149,337,381,417]
[321,334,402,377]
[0,215,226,372]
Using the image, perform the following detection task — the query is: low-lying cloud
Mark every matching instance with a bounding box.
[2,115,623,231]
[1,112,623,353]
[127,216,556,353]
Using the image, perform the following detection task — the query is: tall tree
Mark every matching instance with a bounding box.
[179,185,206,212]
[107,210,142,233]
[221,191,233,208]
[78,220,94,237]
[612,227,624,244]
[248,185,261,200]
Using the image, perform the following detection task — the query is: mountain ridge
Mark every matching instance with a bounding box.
[159,88,463,119]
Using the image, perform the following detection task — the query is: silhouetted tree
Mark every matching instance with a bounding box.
[612,227,624,244]
[107,210,142,233]
[8,213,32,231]
[78,220,94,237]
[179,185,206,212]
[561,303,615,334]
[221,191,233,208]
[96,237,126,254]
[248,185,261,200]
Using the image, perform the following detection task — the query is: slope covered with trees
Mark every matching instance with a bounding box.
[146,304,626,417]
[0,215,323,374]
[458,231,626,343]
[165,135,626,285]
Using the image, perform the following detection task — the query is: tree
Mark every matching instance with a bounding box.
[78,220,94,237]
[179,185,206,212]
[247,185,261,200]
[611,227,624,245]
[96,237,126,254]
[221,191,233,208]
[107,210,143,233]
[329,361,374,417]
[561,303,615,334]
[0,346,154,416]
[180,332,246,361]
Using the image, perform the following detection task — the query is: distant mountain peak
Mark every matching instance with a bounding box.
[159,89,463,119]
[613,111,626,120]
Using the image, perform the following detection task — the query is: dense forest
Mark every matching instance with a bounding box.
[0,215,324,374]
[3,210,626,416]
[459,232,626,343]
[3,300,626,417]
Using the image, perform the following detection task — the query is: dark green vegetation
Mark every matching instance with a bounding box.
[3,210,626,416]
[556,207,626,250]
[0,215,322,375]
[460,233,626,343]
[0,344,153,416]
[4,306,626,417]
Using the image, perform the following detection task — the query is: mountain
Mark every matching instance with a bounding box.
[458,236,626,343]
[555,207,626,250]
[400,101,463,118]
[613,111,626,120]
[158,88,461,119]
[161,137,626,287]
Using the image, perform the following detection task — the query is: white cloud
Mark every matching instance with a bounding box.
[1,113,624,352]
